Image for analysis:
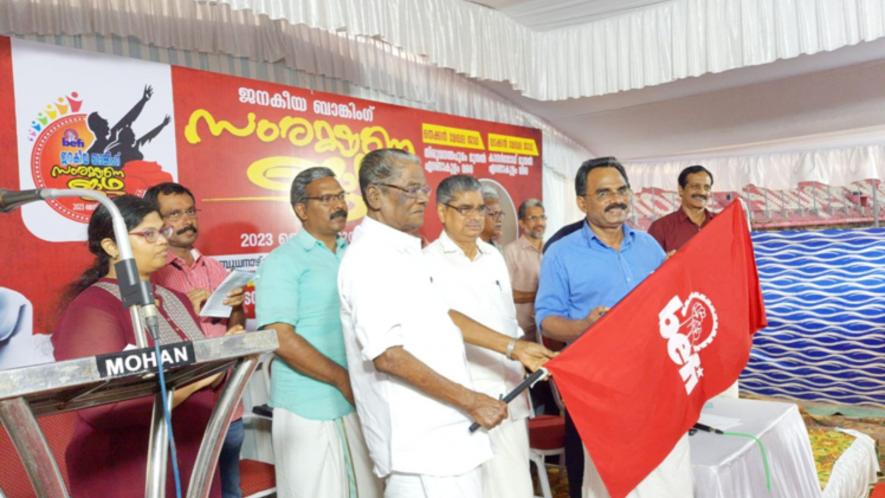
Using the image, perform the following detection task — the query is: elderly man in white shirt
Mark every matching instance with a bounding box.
[338,148,555,498]
[424,174,534,498]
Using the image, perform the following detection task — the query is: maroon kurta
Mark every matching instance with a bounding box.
[52,278,221,498]
[647,208,716,252]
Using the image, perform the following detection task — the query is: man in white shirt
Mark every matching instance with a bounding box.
[338,148,555,498]
[424,175,533,498]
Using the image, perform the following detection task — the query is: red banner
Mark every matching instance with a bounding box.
[545,202,767,498]
[171,66,542,256]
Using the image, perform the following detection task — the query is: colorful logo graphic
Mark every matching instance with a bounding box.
[28,86,173,223]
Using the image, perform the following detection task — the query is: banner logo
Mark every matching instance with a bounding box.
[657,292,719,394]
[27,86,173,223]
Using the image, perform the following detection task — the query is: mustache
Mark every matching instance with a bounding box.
[330,209,348,220]
[692,194,708,201]
[176,225,197,235]
[605,203,628,212]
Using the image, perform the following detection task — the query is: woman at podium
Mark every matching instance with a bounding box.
[52,195,222,498]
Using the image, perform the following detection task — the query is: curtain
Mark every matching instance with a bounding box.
[208,0,885,100]
[6,0,885,101]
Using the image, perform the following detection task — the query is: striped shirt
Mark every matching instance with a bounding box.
[152,248,243,421]
[153,249,232,339]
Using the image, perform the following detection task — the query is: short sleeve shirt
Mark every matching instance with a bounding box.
[424,231,531,421]
[535,222,666,335]
[255,229,352,421]
[647,208,716,253]
[503,235,543,336]
[152,249,230,339]
[338,217,491,478]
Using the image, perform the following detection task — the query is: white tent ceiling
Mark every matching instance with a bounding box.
[471,0,885,162]
[480,37,885,161]
[472,0,671,30]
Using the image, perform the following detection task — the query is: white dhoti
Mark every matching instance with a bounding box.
[582,433,693,498]
[272,408,381,498]
[384,467,482,498]
[481,417,533,498]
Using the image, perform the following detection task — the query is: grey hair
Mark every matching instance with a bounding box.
[517,198,544,220]
[358,148,420,205]
[435,175,482,205]
[290,166,336,205]
[480,184,500,202]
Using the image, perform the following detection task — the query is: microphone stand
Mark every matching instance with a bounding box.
[2,188,167,496]
[3,188,155,346]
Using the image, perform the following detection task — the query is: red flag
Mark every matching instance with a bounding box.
[544,201,767,498]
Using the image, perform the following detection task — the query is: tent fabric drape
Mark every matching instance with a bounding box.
[4,0,885,101]
[209,0,885,100]
[625,143,885,191]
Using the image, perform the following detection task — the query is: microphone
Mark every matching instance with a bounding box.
[2,187,152,348]
[0,189,46,212]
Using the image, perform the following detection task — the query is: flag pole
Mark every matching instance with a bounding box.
[469,368,549,433]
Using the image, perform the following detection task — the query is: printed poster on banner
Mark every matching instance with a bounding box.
[171,66,542,260]
[12,38,177,242]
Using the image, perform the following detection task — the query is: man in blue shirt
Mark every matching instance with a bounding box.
[535,157,692,498]
[255,167,381,498]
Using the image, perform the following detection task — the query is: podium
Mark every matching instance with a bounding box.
[0,329,278,498]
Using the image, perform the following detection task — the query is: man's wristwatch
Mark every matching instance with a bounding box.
[505,338,517,360]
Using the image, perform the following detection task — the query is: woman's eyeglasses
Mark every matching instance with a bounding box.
[129,226,174,243]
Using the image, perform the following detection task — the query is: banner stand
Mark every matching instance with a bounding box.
[0,330,278,498]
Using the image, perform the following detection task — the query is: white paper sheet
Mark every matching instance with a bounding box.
[199,270,253,318]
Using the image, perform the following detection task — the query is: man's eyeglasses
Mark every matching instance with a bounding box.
[375,182,432,198]
[162,207,200,221]
[443,203,488,217]
[524,215,547,222]
[129,226,174,244]
[304,192,347,204]
[594,186,632,201]
[486,210,505,221]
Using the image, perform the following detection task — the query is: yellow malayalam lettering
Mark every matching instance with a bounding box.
[487,133,539,156]
[184,109,257,145]
[184,109,414,158]
[421,123,485,151]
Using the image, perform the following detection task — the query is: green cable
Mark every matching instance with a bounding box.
[723,431,773,492]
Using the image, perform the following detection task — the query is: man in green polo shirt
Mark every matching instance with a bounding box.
[255,167,381,498]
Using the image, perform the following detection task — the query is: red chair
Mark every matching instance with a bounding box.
[239,458,275,498]
[528,413,566,498]
[527,332,567,498]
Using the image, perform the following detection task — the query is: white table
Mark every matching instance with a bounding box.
[690,397,822,498]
